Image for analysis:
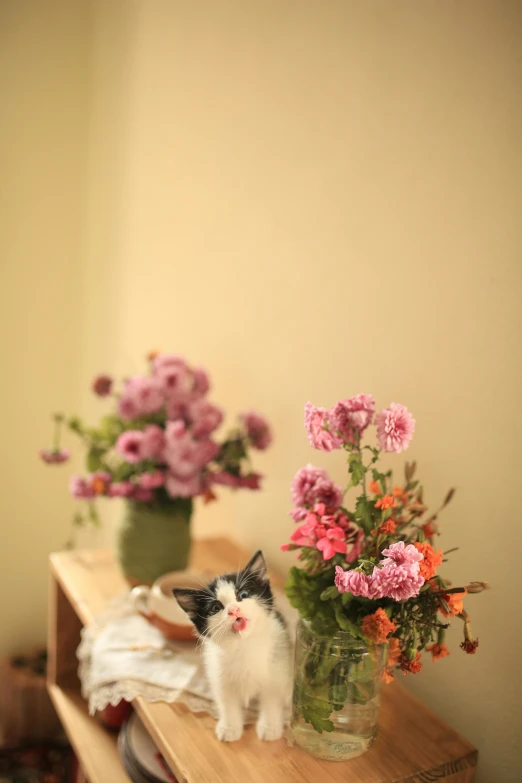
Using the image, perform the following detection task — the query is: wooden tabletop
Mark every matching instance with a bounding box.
[50,539,478,783]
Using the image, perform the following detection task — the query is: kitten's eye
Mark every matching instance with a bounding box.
[209,602,222,615]
[238,589,249,601]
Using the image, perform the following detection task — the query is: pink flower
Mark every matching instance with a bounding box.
[371,563,425,601]
[155,360,193,399]
[240,410,272,450]
[165,472,204,498]
[118,376,164,419]
[193,368,210,395]
[152,353,186,373]
[69,475,94,499]
[211,472,262,490]
[304,403,343,451]
[375,403,415,454]
[380,541,424,568]
[316,527,348,560]
[163,422,218,477]
[92,375,112,397]
[116,430,145,463]
[165,397,191,422]
[346,528,365,563]
[335,567,373,598]
[133,486,155,503]
[141,425,165,460]
[109,481,135,497]
[189,399,224,439]
[39,448,70,464]
[329,394,375,445]
[138,470,165,489]
[237,473,262,489]
[291,465,342,509]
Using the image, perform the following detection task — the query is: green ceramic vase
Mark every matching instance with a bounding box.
[116,499,193,585]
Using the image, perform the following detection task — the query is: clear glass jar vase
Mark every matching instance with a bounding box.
[290,619,386,761]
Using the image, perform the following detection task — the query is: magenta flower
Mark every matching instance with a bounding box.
[92,375,113,397]
[193,368,210,395]
[316,527,348,560]
[69,475,94,499]
[39,448,70,465]
[291,464,342,510]
[138,470,165,489]
[334,567,373,598]
[240,410,272,450]
[380,541,424,568]
[304,403,342,451]
[189,400,224,439]
[109,481,135,497]
[152,353,187,373]
[329,394,375,445]
[115,430,145,463]
[141,425,165,460]
[375,402,415,453]
[211,471,262,490]
[165,472,204,498]
[133,486,155,503]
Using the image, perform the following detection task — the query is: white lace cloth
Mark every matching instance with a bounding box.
[77,592,226,718]
[78,593,281,722]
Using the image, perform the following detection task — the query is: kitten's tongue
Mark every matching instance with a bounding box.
[232,616,247,633]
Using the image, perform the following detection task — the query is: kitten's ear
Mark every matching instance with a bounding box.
[172,588,199,617]
[243,550,268,582]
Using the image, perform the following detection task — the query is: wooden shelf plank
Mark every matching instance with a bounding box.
[48,684,131,783]
[49,540,478,783]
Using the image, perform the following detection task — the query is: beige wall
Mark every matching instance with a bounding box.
[0,0,92,651]
[2,1,521,780]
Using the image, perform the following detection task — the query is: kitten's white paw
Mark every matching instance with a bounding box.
[256,720,283,741]
[216,720,243,742]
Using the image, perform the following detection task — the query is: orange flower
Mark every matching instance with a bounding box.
[375,495,397,511]
[91,475,109,495]
[380,519,397,535]
[392,486,408,504]
[202,489,217,505]
[361,608,397,643]
[426,643,450,662]
[382,667,395,684]
[369,480,382,495]
[422,521,437,538]
[414,542,443,580]
[399,652,423,675]
[147,349,160,361]
[387,637,401,666]
[440,590,467,617]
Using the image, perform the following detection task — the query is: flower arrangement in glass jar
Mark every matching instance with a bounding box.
[282,395,487,745]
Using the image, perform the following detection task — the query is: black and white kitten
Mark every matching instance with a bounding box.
[173,551,292,742]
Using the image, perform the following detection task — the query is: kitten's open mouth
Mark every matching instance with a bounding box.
[232,616,247,633]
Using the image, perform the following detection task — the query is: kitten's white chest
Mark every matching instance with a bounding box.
[205,634,276,706]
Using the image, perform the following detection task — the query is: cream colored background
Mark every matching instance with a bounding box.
[1,1,521,780]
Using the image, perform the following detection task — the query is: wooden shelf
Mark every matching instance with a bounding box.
[48,684,131,783]
[48,538,478,783]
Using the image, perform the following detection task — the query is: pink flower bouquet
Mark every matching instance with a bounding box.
[41,352,271,528]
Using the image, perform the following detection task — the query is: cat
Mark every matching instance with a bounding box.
[173,550,293,743]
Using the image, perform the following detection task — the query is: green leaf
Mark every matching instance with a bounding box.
[334,604,363,638]
[348,453,365,487]
[320,585,340,601]
[355,495,374,534]
[86,448,105,472]
[341,592,353,606]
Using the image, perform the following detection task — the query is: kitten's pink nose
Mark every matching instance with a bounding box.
[227,605,241,618]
